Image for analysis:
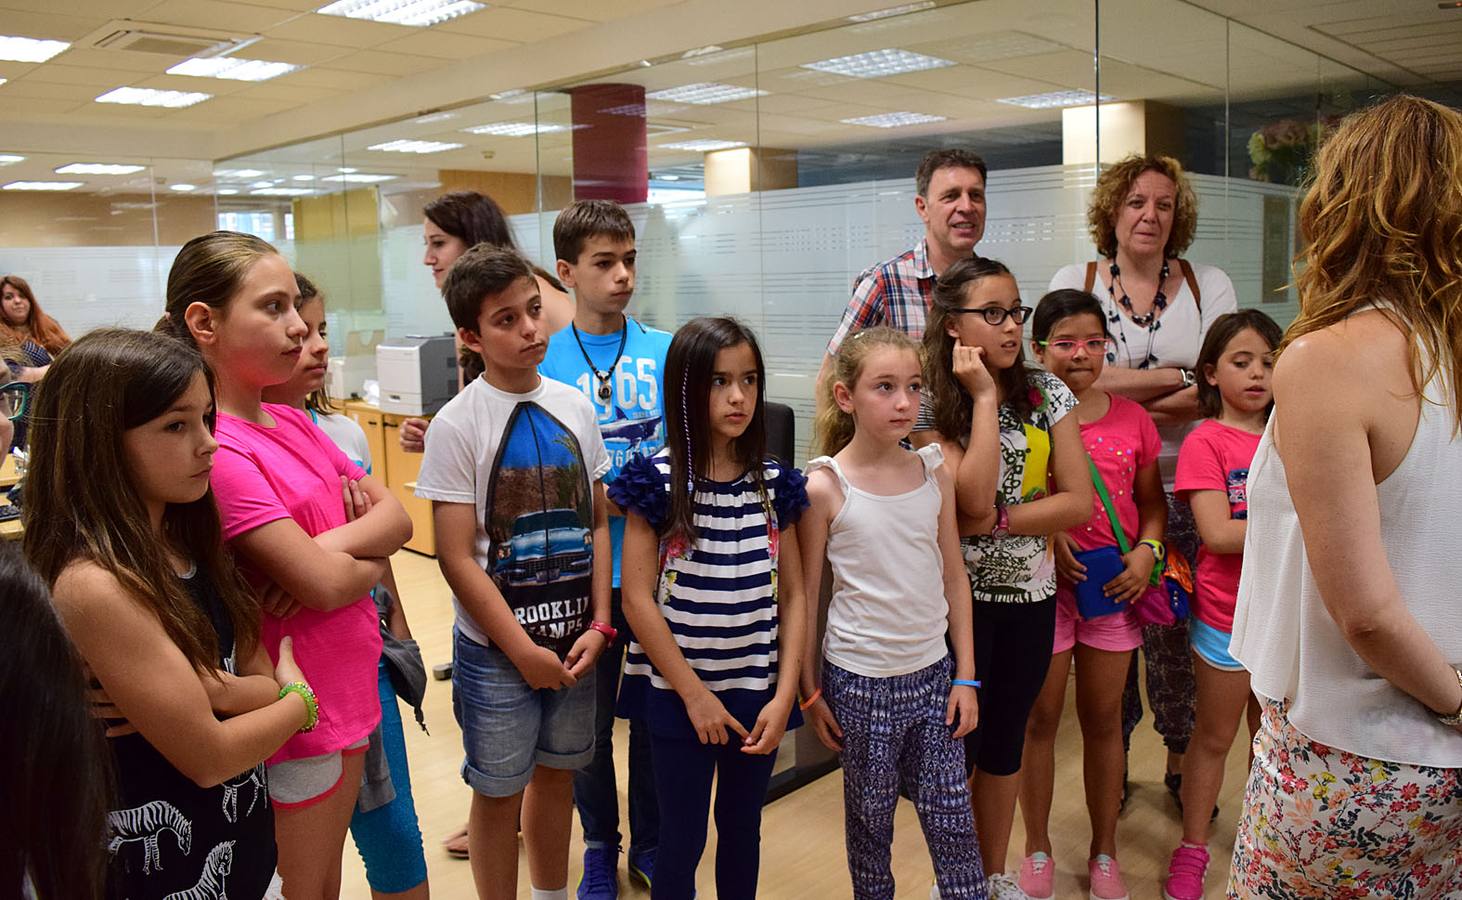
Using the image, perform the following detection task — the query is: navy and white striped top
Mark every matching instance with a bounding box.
[609,448,808,738]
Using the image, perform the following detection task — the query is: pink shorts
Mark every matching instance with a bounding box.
[1053,586,1144,654]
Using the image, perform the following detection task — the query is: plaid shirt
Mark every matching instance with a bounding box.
[827,239,937,355]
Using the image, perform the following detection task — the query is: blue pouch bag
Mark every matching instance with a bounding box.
[1072,545,1128,619]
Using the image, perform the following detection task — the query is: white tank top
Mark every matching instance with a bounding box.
[808,443,951,678]
[1231,359,1462,767]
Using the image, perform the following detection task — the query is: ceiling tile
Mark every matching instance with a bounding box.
[286,66,391,90]
[133,73,252,95]
[45,47,172,74]
[239,37,353,65]
[237,79,341,103]
[0,0,154,15]
[325,49,443,77]
[16,64,123,87]
[0,10,108,40]
[374,30,516,60]
[124,0,300,33]
[498,0,676,21]
[0,79,101,101]
[437,6,592,42]
[0,96,89,118]
[265,13,408,49]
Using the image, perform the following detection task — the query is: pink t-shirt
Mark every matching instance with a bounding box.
[1174,418,1262,633]
[212,403,381,763]
[1068,394,1162,554]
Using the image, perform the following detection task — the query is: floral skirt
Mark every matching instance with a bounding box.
[1229,699,1462,899]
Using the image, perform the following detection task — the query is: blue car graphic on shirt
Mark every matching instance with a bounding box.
[496,507,593,587]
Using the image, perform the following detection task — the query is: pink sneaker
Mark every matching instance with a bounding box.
[1088,854,1129,900]
[1163,844,1209,900]
[1017,852,1054,900]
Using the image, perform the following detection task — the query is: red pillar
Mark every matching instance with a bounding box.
[568,83,648,204]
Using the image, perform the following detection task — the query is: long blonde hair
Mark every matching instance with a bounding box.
[815,326,921,457]
[1286,95,1462,426]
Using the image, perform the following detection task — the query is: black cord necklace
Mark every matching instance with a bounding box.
[571,317,628,404]
[1109,259,1169,327]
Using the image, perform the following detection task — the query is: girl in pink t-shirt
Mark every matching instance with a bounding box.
[1162,309,1280,900]
[1016,290,1167,900]
[160,231,412,900]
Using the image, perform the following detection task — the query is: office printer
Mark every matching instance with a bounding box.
[376,335,458,415]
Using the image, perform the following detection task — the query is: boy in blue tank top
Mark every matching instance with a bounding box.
[540,200,670,899]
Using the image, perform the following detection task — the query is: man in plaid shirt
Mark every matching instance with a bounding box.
[819,148,988,389]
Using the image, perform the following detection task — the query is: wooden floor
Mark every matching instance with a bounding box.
[340,551,1252,900]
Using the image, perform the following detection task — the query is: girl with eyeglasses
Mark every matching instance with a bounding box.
[1013,289,1168,900]
[914,257,1092,900]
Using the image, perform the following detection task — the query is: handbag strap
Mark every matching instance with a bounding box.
[1086,456,1131,554]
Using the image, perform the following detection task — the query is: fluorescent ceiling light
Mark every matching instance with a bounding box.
[659,139,747,152]
[800,48,954,79]
[0,36,69,63]
[680,45,723,59]
[840,111,947,128]
[462,121,570,137]
[249,180,274,188]
[338,167,358,173]
[215,168,266,178]
[251,187,313,196]
[96,87,211,108]
[489,89,530,102]
[316,0,486,27]
[368,139,462,153]
[169,184,197,192]
[217,188,239,195]
[848,1,935,21]
[55,163,146,175]
[322,173,397,183]
[293,174,315,181]
[646,82,765,105]
[996,89,1113,109]
[414,111,457,124]
[0,155,24,166]
[3,181,84,191]
[168,57,301,82]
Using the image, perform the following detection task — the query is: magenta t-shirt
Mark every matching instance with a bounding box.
[212,403,381,763]
[1175,418,1262,633]
[1068,394,1162,553]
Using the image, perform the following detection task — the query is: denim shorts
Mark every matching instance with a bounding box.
[451,628,596,798]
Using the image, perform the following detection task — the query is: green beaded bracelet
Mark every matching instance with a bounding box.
[279,681,319,733]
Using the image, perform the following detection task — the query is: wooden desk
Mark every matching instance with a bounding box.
[341,400,435,556]
[0,496,21,541]
[0,455,18,489]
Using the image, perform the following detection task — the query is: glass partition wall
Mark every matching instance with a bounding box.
[1,0,1450,795]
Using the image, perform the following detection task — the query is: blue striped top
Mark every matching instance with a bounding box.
[609,448,808,738]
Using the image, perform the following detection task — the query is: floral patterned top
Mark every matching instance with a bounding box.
[916,367,1077,604]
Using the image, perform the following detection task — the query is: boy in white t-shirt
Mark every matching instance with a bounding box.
[416,244,613,900]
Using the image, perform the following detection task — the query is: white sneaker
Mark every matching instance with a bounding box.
[987,873,1031,900]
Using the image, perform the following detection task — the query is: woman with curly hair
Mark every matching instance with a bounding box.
[1227,94,1462,899]
[1043,155,1238,845]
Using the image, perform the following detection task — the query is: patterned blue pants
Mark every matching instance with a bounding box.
[823,656,987,900]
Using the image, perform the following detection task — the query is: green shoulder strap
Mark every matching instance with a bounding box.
[1086,456,1131,555]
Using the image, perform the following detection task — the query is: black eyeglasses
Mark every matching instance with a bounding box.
[952,305,1032,326]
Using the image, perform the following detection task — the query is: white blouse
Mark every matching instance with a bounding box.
[1231,368,1462,768]
[1049,260,1238,485]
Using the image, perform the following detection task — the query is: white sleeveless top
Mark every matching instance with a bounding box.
[1231,364,1462,767]
[808,443,950,678]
